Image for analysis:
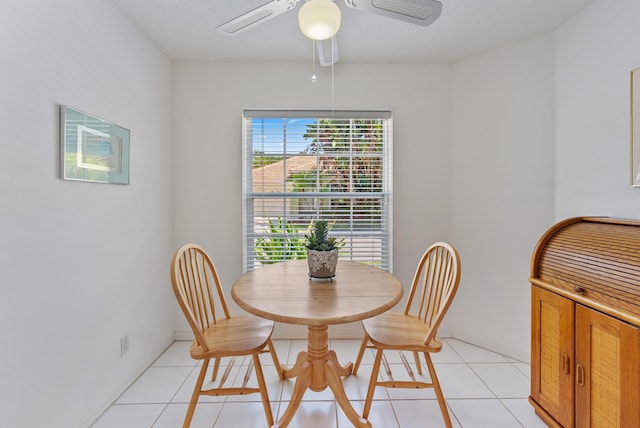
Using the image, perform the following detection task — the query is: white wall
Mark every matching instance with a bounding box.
[172,62,454,337]
[555,0,640,218]
[450,34,557,361]
[8,0,639,424]
[0,1,174,427]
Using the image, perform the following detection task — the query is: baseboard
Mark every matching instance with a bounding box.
[177,326,528,362]
[176,321,366,342]
[174,329,195,341]
[273,322,365,339]
[451,334,530,364]
[81,336,175,428]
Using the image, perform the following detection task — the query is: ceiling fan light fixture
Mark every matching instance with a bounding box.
[298,0,341,41]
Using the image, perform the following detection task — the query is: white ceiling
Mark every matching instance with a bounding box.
[112,0,593,63]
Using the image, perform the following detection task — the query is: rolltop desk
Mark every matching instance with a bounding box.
[529,217,640,428]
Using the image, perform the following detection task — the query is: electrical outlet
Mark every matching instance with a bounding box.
[120,334,129,356]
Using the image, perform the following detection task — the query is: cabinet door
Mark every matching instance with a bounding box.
[531,286,575,427]
[575,305,640,428]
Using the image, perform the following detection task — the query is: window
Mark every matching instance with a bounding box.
[242,109,393,272]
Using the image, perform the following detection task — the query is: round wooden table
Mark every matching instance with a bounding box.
[231,259,403,428]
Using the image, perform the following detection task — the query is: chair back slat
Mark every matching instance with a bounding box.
[404,242,461,345]
[171,244,231,351]
[188,247,217,330]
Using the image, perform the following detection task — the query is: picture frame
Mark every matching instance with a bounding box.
[632,68,640,187]
[60,105,130,184]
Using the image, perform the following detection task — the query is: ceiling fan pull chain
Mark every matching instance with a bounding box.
[331,35,335,115]
[311,40,318,83]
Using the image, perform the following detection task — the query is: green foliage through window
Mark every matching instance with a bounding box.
[254,218,308,265]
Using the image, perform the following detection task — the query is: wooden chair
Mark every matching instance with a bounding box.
[170,244,283,428]
[352,242,461,427]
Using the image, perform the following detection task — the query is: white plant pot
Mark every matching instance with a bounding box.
[307,249,339,278]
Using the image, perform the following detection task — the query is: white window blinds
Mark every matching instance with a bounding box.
[242,109,393,272]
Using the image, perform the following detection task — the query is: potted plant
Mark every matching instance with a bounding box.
[305,220,343,279]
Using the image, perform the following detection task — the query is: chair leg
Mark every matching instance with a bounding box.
[424,352,452,428]
[413,351,423,375]
[267,338,284,379]
[211,357,221,381]
[252,353,274,426]
[362,348,383,419]
[184,359,209,428]
[352,336,369,375]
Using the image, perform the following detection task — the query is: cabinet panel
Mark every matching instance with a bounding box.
[531,286,574,428]
[530,217,640,428]
[575,305,640,428]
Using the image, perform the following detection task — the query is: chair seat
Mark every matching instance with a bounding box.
[190,315,274,359]
[363,312,442,352]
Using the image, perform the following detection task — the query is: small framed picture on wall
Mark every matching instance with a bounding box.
[60,105,130,184]
[632,68,640,187]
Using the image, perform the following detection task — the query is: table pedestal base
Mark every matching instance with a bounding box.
[273,325,371,428]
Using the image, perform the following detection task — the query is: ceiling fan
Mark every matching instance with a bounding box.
[215,0,443,66]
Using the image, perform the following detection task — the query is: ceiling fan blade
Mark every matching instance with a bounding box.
[316,37,339,66]
[344,0,442,27]
[216,0,301,36]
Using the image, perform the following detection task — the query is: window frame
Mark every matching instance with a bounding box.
[242,109,393,273]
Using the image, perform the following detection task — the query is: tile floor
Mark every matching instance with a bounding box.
[91,338,546,428]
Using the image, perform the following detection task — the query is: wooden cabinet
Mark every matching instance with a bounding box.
[529,217,640,428]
